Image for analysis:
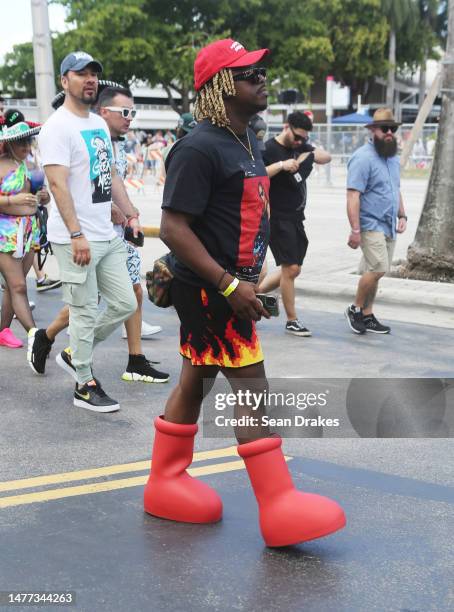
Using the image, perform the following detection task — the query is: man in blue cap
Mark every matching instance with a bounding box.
[36,51,141,412]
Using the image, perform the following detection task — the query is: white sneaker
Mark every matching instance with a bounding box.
[122,321,162,339]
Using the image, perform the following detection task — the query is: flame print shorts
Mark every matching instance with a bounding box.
[170,277,264,368]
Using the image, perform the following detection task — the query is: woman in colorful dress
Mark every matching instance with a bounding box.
[0,110,49,348]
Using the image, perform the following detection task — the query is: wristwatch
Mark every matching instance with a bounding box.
[398,214,408,220]
[70,231,84,239]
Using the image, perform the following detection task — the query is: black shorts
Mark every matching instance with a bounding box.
[269,217,309,266]
[170,278,264,368]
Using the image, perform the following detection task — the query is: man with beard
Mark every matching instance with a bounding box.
[37,52,139,411]
[345,108,407,335]
[142,39,345,548]
[29,84,168,386]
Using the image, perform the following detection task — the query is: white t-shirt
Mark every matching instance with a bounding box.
[38,106,116,243]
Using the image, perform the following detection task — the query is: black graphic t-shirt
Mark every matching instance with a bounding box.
[262,138,315,221]
[162,120,270,287]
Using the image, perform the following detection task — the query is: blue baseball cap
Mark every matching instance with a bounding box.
[60,51,103,76]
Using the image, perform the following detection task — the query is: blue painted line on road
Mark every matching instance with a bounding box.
[293,457,454,504]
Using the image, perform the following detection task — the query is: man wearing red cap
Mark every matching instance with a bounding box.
[143,39,346,547]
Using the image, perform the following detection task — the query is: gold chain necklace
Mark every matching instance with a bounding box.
[225,126,254,161]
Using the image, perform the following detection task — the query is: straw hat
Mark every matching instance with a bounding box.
[0,111,40,143]
[365,107,401,128]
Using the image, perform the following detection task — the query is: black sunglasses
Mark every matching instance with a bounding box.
[289,126,307,143]
[232,67,267,84]
[379,125,398,134]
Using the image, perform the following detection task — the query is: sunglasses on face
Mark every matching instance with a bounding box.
[289,126,307,143]
[103,106,137,119]
[379,125,398,134]
[232,67,267,84]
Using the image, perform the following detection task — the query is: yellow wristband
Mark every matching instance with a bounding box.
[221,277,239,297]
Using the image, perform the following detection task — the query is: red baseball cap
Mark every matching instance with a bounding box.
[194,38,269,91]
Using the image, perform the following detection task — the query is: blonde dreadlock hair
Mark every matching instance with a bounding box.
[194,68,236,128]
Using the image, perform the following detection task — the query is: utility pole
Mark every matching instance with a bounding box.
[31,0,56,122]
[386,29,396,112]
[325,75,333,185]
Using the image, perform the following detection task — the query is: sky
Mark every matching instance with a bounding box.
[0,0,68,61]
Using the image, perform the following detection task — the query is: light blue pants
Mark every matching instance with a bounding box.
[53,237,137,384]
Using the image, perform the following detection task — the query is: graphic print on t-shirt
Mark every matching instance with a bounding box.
[80,129,113,204]
[113,140,128,180]
[236,162,270,283]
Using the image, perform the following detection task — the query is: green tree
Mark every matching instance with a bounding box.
[0,43,36,97]
[320,0,389,105]
[53,0,335,111]
[55,0,158,89]
[393,1,442,108]
[381,0,419,110]
[417,1,442,105]
[0,0,445,114]
[226,0,334,94]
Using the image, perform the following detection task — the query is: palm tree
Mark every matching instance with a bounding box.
[382,0,418,110]
[418,0,442,108]
[406,0,454,280]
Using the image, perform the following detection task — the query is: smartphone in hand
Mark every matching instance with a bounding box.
[124,226,144,247]
[256,293,279,317]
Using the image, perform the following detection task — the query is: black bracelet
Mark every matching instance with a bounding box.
[398,215,408,220]
[70,231,83,239]
[216,269,229,289]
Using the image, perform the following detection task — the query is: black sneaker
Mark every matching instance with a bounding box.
[27,328,54,375]
[285,319,312,337]
[36,275,62,292]
[122,354,170,383]
[345,305,366,334]
[56,347,77,381]
[363,314,391,334]
[74,380,120,412]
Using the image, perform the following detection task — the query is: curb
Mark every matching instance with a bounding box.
[142,226,160,238]
[295,277,454,311]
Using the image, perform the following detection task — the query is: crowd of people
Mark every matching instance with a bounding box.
[0,59,170,411]
[122,127,178,183]
[0,36,409,547]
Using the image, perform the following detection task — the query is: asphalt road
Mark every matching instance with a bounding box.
[0,282,453,612]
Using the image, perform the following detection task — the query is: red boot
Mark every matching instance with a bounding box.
[238,436,346,547]
[144,416,223,523]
